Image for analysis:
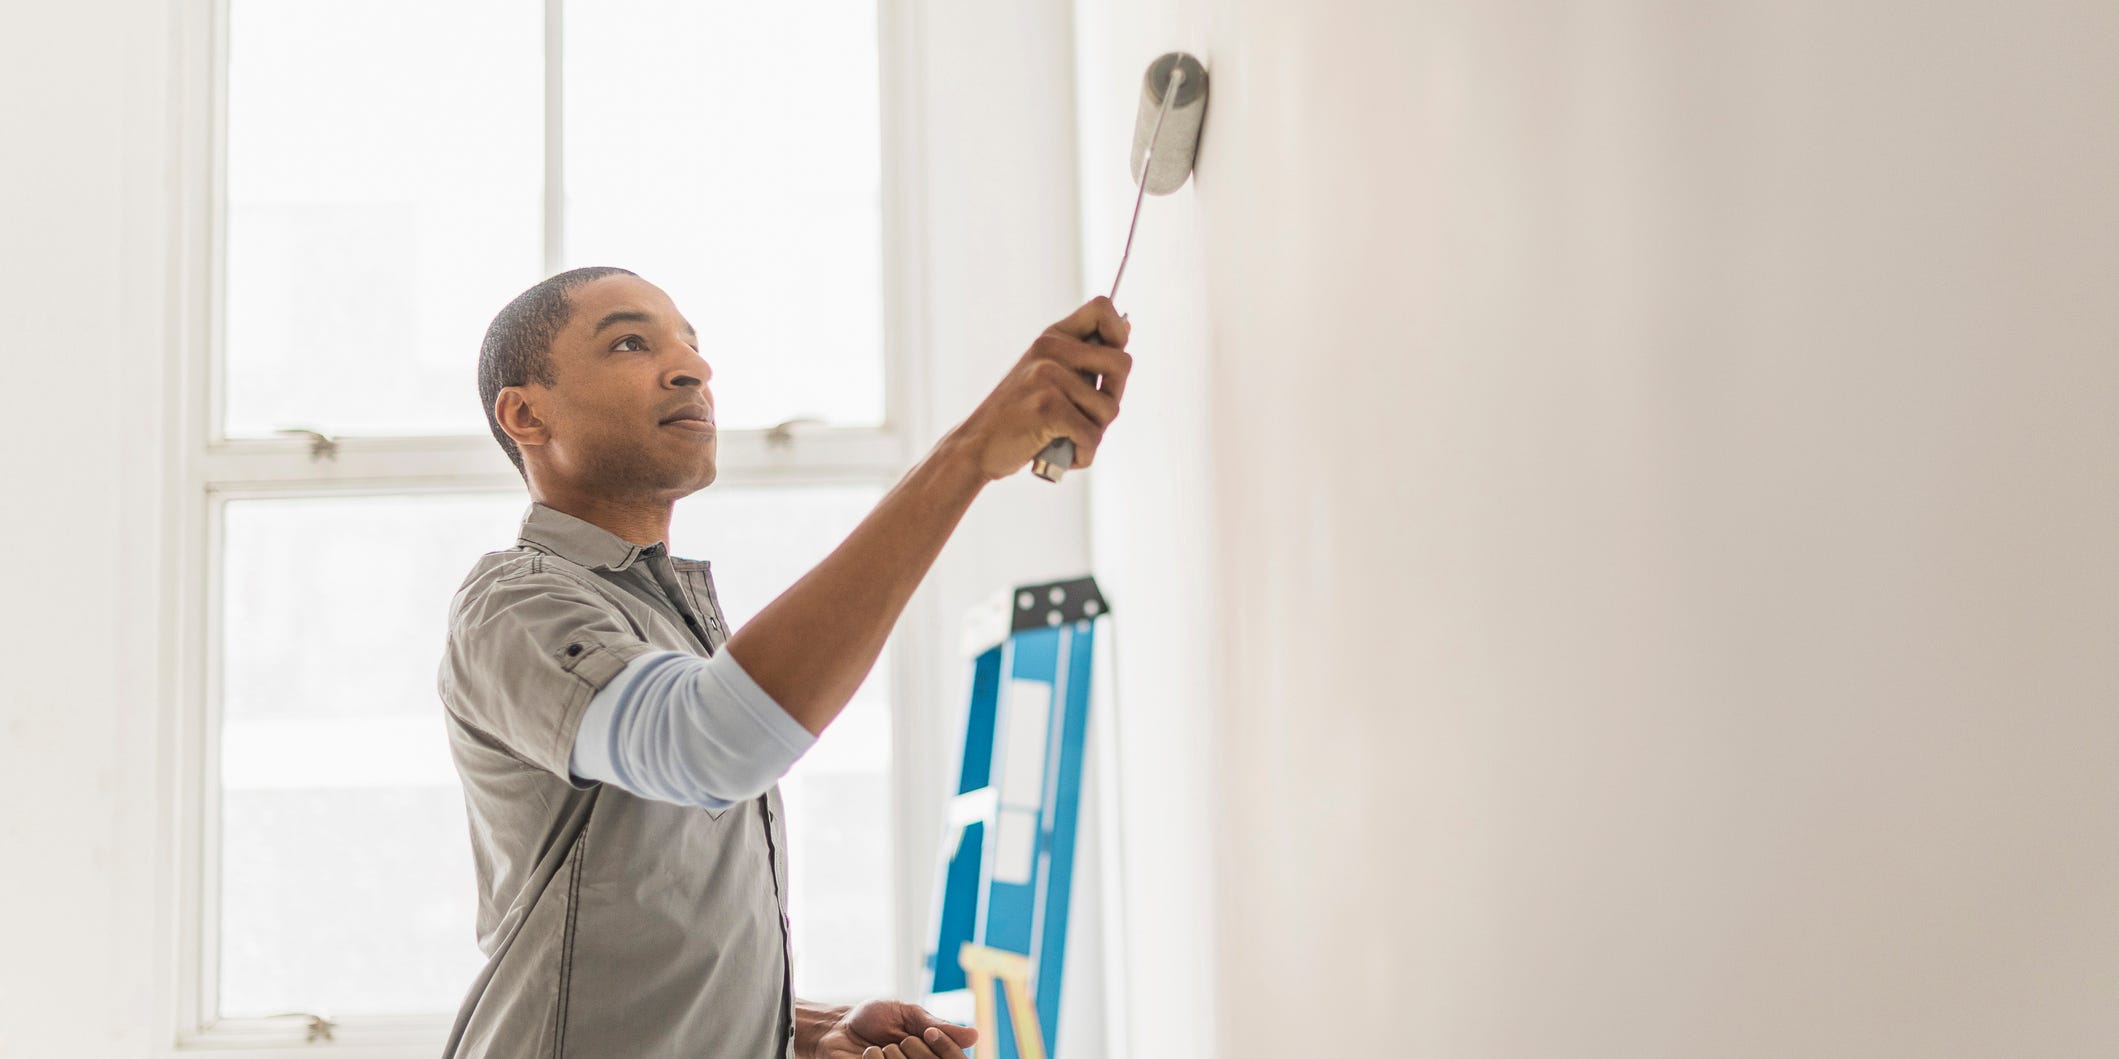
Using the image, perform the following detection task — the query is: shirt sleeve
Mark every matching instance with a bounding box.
[439,561,657,783]
[569,649,817,809]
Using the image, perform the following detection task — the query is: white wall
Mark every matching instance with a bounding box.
[1069,3,1224,1057]
[0,0,177,1053]
[1076,1,2119,1056]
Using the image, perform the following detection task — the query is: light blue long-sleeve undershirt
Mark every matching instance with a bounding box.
[568,649,817,810]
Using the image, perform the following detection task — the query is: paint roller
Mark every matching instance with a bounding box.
[1031,51,1209,483]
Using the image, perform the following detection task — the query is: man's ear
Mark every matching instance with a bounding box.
[494,386,550,452]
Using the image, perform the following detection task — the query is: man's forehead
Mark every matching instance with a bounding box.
[566,277,697,339]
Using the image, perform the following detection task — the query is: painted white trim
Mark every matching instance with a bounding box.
[876,0,937,1003]
[177,1012,452,1054]
[195,428,907,493]
[203,0,231,446]
[154,0,217,1051]
[1089,618,1134,1059]
[198,494,229,1032]
[541,0,564,276]
[165,0,220,1044]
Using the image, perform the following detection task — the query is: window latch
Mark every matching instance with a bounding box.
[275,428,340,462]
[262,1011,338,1042]
[765,417,823,449]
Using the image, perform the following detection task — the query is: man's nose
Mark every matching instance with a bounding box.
[663,347,713,389]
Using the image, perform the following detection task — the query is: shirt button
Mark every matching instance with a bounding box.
[565,643,583,657]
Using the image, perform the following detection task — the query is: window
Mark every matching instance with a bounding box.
[176,0,907,1048]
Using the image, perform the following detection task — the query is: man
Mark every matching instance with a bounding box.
[437,265,1132,1058]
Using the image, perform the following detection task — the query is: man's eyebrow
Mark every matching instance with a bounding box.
[590,309,654,334]
[590,310,699,341]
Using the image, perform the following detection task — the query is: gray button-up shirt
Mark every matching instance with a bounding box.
[438,502,796,1058]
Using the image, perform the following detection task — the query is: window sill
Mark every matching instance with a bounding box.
[172,1014,448,1055]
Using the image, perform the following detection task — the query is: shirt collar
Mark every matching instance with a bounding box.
[517,502,661,572]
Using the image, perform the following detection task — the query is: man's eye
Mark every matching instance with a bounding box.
[614,336,647,352]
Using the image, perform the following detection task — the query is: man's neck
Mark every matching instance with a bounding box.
[531,489,675,547]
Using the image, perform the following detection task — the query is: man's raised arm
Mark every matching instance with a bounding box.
[723,298,1132,736]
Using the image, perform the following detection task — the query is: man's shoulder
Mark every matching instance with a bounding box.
[448,546,614,622]
[462,544,540,580]
[438,546,639,699]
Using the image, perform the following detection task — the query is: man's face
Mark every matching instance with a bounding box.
[518,274,718,497]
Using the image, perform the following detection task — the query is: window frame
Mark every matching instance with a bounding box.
[163,0,933,1051]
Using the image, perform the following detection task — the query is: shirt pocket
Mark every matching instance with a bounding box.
[554,636,635,691]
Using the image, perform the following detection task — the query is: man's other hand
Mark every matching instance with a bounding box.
[811,999,976,1059]
[953,296,1134,481]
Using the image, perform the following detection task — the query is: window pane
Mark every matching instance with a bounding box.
[222,0,543,438]
[217,488,894,1014]
[565,0,886,432]
[670,484,893,1000]
[218,492,527,1017]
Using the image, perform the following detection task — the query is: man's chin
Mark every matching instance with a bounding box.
[678,454,717,493]
[622,458,715,500]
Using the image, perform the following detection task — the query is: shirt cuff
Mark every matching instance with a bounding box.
[706,646,818,756]
[568,648,818,803]
[570,671,624,786]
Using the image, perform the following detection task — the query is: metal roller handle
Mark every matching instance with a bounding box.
[1034,63,1187,484]
[1029,360,1104,482]
[1031,439,1079,482]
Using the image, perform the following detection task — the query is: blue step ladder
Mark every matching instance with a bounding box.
[924,577,1109,1059]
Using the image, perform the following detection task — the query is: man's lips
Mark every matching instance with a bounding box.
[658,405,716,432]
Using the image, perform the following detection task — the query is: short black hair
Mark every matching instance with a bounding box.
[478,266,637,477]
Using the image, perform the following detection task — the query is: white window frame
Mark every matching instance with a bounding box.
[159,0,936,1052]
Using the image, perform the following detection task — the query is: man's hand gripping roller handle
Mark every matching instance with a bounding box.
[1032,52,1203,484]
[1029,358,1107,482]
